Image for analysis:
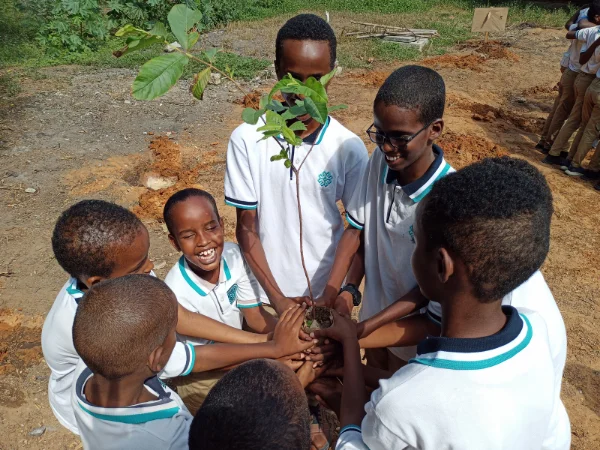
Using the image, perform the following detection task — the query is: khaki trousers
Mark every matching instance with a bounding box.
[549,72,596,156]
[173,369,226,415]
[571,77,600,171]
[543,68,579,142]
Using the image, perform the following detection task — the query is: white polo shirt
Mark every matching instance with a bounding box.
[577,25,600,76]
[337,307,569,450]
[224,117,368,301]
[72,362,192,450]
[567,8,590,72]
[346,145,453,359]
[41,277,196,434]
[165,242,262,346]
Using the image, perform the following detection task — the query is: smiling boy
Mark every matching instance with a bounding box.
[224,14,368,314]
[319,66,450,369]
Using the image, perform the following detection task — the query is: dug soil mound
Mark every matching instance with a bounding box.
[424,40,519,72]
[346,71,390,88]
[439,130,509,168]
[0,309,43,377]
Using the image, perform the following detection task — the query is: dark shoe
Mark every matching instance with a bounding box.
[583,170,600,181]
[542,153,568,167]
[560,160,571,171]
[535,140,546,150]
[565,166,587,177]
[594,182,600,191]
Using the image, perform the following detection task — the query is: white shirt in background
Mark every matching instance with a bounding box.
[577,25,600,75]
[224,116,368,301]
[567,8,590,72]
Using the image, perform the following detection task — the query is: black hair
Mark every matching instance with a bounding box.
[51,200,144,280]
[73,274,177,379]
[275,14,337,69]
[418,157,553,301]
[189,359,311,450]
[163,188,220,235]
[375,65,446,125]
[588,2,600,20]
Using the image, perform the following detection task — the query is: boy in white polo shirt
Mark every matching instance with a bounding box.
[224,14,368,314]
[320,158,569,450]
[72,275,314,449]
[42,200,269,434]
[544,3,600,166]
[318,66,450,368]
[537,6,594,152]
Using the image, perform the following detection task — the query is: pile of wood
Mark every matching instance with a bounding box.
[345,21,438,51]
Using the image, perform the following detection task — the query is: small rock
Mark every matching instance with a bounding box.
[124,100,131,104]
[141,172,178,191]
[515,97,527,104]
[154,261,167,270]
[485,111,496,120]
[35,375,47,381]
[210,73,222,85]
[24,188,36,194]
[166,131,172,137]
[165,42,182,53]
[29,426,46,437]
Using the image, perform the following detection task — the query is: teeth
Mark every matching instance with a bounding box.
[386,155,400,162]
[199,249,215,257]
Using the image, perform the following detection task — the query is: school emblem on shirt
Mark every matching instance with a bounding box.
[318,171,333,187]
[227,284,239,304]
[409,225,415,244]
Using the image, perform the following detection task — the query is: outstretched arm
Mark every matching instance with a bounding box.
[359,313,440,349]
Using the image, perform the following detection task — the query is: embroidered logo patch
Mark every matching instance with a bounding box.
[408,225,415,244]
[227,284,239,304]
[318,171,333,187]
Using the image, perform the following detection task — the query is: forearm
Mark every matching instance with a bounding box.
[357,287,428,339]
[321,227,362,304]
[346,239,365,286]
[580,40,600,64]
[243,307,278,334]
[192,342,279,372]
[359,313,440,349]
[177,305,267,344]
[340,339,368,428]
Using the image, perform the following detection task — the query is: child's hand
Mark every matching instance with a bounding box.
[305,339,341,365]
[296,360,331,388]
[277,353,306,371]
[273,304,317,357]
[310,310,357,345]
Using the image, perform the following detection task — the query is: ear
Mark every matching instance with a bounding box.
[219,217,224,230]
[168,234,181,252]
[429,119,444,141]
[147,345,165,374]
[84,276,106,288]
[437,247,454,284]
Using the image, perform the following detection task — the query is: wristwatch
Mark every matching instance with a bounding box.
[339,284,362,307]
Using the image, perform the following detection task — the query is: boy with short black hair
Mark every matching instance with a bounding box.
[225,13,368,314]
[319,158,570,450]
[72,276,315,449]
[319,65,450,368]
[189,359,312,450]
[42,200,275,434]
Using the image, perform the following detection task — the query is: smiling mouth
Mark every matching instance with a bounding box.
[385,154,401,162]
[196,248,217,264]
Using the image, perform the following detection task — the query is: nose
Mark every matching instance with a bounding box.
[195,232,211,248]
[380,140,396,154]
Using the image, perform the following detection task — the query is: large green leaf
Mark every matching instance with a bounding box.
[304,76,328,103]
[281,125,302,146]
[268,74,297,100]
[288,121,307,132]
[167,4,202,50]
[203,48,218,63]
[191,68,211,100]
[113,35,163,58]
[242,107,264,125]
[319,67,338,87]
[149,22,168,38]
[265,109,284,126]
[303,97,328,124]
[115,24,147,38]
[132,53,189,100]
[187,32,199,49]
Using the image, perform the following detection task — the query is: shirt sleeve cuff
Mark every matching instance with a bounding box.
[345,212,364,230]
[225,196,258,210]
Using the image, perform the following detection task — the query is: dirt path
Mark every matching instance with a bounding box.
[1,27,598,449]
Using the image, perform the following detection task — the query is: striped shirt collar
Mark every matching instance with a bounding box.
[178,255,231,297]
[382,145,451,202]
[75,368,180,424]
[66,277,85,303]
[411,306,532,370]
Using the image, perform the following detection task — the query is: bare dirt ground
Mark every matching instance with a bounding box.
[1,25,599,449]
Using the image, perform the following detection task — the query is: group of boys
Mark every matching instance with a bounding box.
[41,13,571,450]
[538,2,600,191]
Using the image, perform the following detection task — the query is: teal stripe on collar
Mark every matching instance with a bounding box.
[178,257,208,297]
[79,403,180,424]
[411,162,451,203]
[409,314,533,370]
[67,280,85,297]
[314,116,331,145]
[222,258,231,281]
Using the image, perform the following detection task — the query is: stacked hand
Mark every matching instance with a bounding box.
[272,303,317,358]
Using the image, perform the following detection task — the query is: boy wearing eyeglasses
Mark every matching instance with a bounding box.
[317,65,451,369]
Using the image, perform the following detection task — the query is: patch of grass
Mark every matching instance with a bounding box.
[0,72,22,98]
[185,51,271,80]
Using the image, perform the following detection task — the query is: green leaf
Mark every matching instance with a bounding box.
[303,97,328,124]
[284,159,292,168]
[204,48,218,63]
[304,76,328,103]
[270,154,286,161]
[259,95,269,110]
[281,125,302,145]
[265,109,284,126]
[113,35,163,58]
[268,74,299,100]
[242,107,264,125]
[132,53,189,100]
[191,68,211,100]
[266,100,286,112]
[280,110,296,121]
[260,130,283,140]
[289,103,307,117]
[257,124,283,133]
[167,4,203,50]
[187,32,200,49]
[319,67,338,87]
[115,24,147,37]
[288,121,307,132]
[149,22,168,38]
[328,104,348,113]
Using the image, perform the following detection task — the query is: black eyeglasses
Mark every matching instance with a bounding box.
[366,120,437,150]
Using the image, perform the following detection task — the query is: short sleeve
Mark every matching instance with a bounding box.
[346,152,378,231]
[234,260,262,309]
[159,341,196,379]
[340,137,369,208]
[224,125,258,210]
[335,426,370,450]
[362,403,411,450]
